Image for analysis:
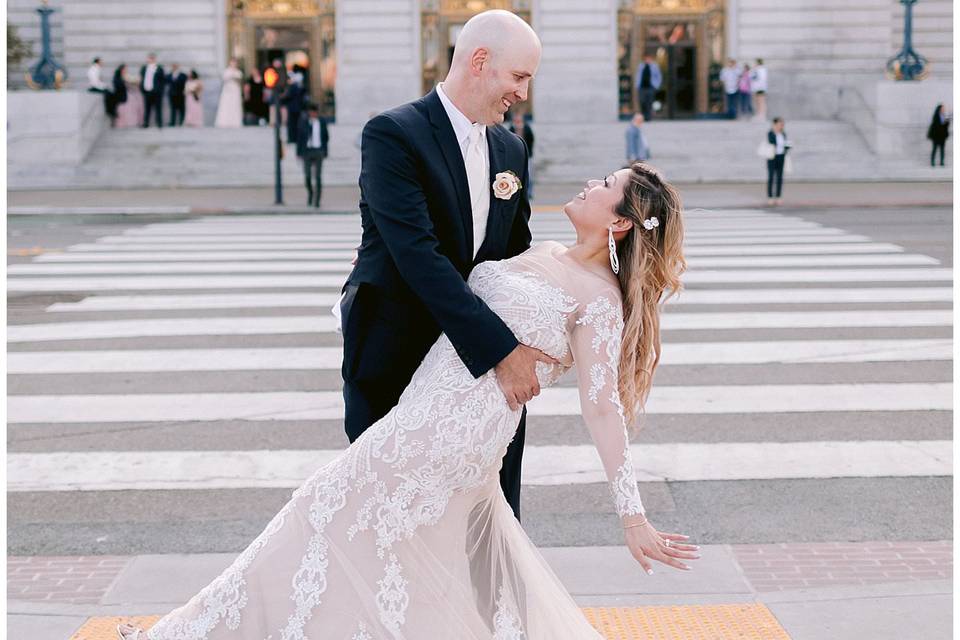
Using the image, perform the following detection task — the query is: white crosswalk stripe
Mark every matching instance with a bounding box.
[7,209,952,500]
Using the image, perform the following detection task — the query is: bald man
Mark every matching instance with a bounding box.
[340,10,544,521]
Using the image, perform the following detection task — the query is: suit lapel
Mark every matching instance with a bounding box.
[426,90,474,260]
[474,126,508,263]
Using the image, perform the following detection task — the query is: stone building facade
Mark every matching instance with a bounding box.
[9,0,952,123]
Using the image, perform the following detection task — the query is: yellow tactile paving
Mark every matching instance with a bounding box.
[582,604,792,639]
[69,616,160,640]
[73,605,791,639]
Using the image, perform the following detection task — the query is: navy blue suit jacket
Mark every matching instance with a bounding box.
[342,88,532,384]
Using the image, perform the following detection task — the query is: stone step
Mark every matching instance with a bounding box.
[8,120,949,190]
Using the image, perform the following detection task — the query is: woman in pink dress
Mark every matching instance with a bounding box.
[184,69,204,127]
[114,64,144,129]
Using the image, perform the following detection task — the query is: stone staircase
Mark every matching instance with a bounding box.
[7,119,950,190]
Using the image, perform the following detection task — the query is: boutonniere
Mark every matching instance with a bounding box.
[493,170,522,200]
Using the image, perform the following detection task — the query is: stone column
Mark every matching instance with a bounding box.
[531,0,620,182]
[335,0,421,126]
[327,0,422,185]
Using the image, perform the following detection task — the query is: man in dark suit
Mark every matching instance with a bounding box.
[166,63,188,126]
[296,103,329,208]
[341,10,546,522]
[140,53,165,128]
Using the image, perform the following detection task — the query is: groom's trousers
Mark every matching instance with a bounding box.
[343,378,527,524]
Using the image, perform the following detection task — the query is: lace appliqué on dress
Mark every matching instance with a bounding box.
[492,585,526,640]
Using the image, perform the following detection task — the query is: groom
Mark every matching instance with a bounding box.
[341,10,547,521]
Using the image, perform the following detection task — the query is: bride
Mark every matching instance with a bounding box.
[118,162,696,639]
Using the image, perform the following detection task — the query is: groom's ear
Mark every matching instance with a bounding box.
[471,47,490,74]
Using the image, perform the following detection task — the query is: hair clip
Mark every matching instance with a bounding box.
[642,217,659,230]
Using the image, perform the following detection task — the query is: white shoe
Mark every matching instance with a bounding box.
[117,622,145,639]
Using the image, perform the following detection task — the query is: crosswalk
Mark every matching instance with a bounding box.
[7,210,953,505]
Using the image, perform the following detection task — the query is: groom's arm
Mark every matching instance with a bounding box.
[360,113,518,378]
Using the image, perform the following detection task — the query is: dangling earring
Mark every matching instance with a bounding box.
[608,227,620,275]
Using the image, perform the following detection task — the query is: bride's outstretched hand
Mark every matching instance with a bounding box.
[622,518,700,575]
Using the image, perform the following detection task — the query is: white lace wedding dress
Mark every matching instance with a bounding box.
[144,241,647,640]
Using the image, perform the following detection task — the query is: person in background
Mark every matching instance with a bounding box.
[105,63,128,128]
[214,58,244,128]
[927,103,950,167]
[183,70,204,127]
[508,112,535,200]
[166,63,188,126]
[115,64,144,128]
[625,112,650,165]
[87,57,113,121]
[296,102,329,208]
[635,53,662,121]
[750,58,768,120]
[244,68,269,125]
[139,53,165,128]
[738,63,753,117]
[87,57,108,93]
[766,117,791,206]
[719,58,740,119]
[283,68,307,143]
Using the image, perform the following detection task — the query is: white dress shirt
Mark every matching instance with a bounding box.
[144,63,158,92]
[87,64,107,90]
[308,119,322,148]
[437,82,490,258]
[774,132,786,154]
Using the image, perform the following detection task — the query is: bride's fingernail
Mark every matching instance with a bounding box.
[646,569,653,575]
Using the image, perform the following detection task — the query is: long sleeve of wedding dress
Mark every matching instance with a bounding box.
[568,289,647,519]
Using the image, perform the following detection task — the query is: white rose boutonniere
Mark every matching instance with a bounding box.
[493,170,522,200]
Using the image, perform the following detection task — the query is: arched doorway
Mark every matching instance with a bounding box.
[420,0,533,110]
[617,0,725,120]
[227,0,336,118]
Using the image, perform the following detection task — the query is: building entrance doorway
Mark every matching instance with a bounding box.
[227,1,336,118]
[618,0,725,120]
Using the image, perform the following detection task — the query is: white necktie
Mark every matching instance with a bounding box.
[465,124,488,257]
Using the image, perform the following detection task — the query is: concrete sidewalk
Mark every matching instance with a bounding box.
[8,541,952,639]
[6,181,953,216]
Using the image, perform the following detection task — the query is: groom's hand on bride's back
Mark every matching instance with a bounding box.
[494,344,559,411]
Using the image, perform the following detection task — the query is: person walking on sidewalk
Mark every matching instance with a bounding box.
[765,117,791,206]
[927,103,950,167]
[635,53,662,121]
[295,102,329,208]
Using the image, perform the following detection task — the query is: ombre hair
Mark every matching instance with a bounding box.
[611,162,686,422]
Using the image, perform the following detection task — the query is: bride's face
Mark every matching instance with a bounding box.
[562,168,631,238]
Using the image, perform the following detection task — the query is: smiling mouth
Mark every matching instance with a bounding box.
[501,98,511,110]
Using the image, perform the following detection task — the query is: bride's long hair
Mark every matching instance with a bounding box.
[612,163,686,423]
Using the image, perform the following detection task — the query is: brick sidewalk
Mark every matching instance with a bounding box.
[7,541,952,603]
[731,540,952,592]
[7,556,131,604]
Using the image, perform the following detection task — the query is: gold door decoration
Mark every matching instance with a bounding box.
[421,0,533,112]
[618,0,724,119]
[227,0,336,118]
